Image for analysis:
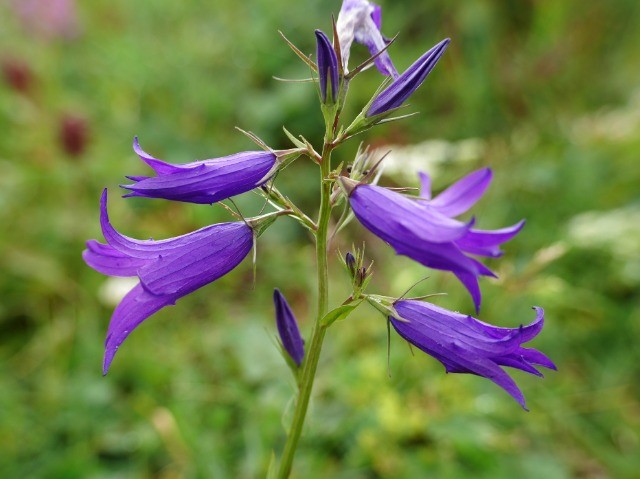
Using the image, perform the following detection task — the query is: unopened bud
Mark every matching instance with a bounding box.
[273,289,305,367]
[315,30,339,104]
[345,252,356,277]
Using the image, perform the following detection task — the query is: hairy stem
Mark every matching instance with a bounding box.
[277,145,333,478]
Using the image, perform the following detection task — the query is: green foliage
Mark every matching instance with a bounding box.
[1,0,639,477]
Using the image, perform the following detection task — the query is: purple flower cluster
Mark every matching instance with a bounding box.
[83,0,554,411]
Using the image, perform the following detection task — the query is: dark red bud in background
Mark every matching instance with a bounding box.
[1,58,33,93]
[59,114,88,157]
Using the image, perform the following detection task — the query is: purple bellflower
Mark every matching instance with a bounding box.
[121,137,282,204]
[336,0,398,78]
[367,38,450,117]
[315,30,339,104]
[390,300,556,410]
[273,289,305,366]
[83,190,254,374]
[339,171,523,311]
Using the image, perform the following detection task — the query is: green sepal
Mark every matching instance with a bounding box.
[246,210,287,237]
[319,299,364,328]
[278,341,303,386]
[365,295,405,322]
[283,127,307,149]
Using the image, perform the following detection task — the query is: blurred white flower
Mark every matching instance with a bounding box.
[570,88,640,143]
[377,138,485,183]
[98,277,139,307]
[567,205,640,283]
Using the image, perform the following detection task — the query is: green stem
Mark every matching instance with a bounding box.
[276,146,333,479]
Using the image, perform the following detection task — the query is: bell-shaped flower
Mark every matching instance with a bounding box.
[366,38,450,117]
[83,189,255,374]
[390,300,556,410]
[273,289,305,366]
[315,30,339,104]
[339,171,521,311]
[121,137,285,204]
[336,0,398,78]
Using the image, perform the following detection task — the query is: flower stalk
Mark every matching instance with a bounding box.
[276,135,335,479]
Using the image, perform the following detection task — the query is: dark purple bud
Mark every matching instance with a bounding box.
[356,266,367,287]
[366,38,450,117]
[82,189,254,374]
[121,137,279,205]
[315,30,339,104]
[273,289,305,366]
[345,252,356,276]
[391,301,556,410]
[60,114,88,157]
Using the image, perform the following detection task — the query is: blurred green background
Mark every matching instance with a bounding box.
[1,0,639,477]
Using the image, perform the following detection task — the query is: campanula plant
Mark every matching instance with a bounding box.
[84,1,555,476]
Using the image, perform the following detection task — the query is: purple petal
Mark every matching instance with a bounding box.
[133,137,182,175]
[273,289,305,366]
[396,301,525,358]
[519,346,557,370]
[456,220,525,258]
[466,307,545,344]
[454,271,482,313]
[103,283,178,375]
[393,240,484,278]
[83,240,147,277]
[100,189,251,260]
[138,223,253,296]
[496,355,545,377]
[370,3,382,29]
[429,168,492,217]
[124,175,150,182]
[418,171,432,200]
[350,183,471,244]
[356,21,398,78]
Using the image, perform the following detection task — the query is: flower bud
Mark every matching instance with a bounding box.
[367,38,450,117]
[273,289,305,367]
[315,30,339,104]
[345,252,356,277]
